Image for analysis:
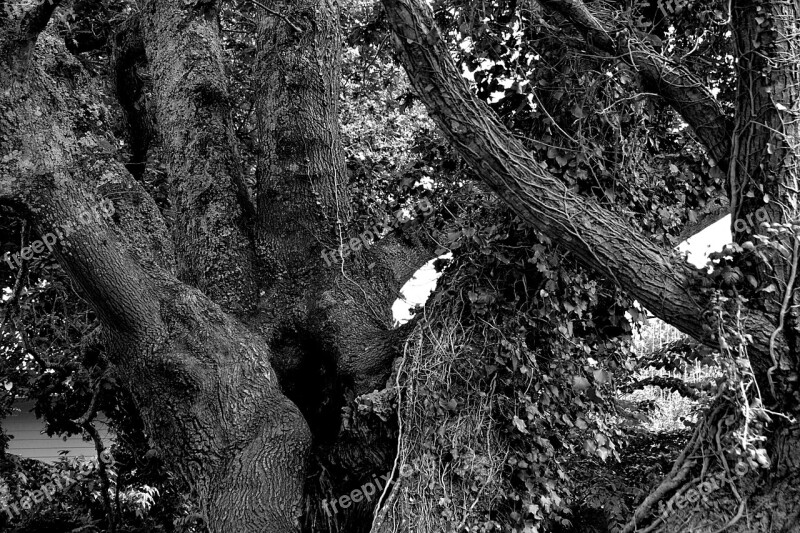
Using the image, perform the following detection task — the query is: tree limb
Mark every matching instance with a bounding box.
[375,228,440,289]
[676,200,729,242]
[622,375,703,399]
[140,0,258,316]
[537,0,733,172]
[0,0,63,55]
[381,0,779,375]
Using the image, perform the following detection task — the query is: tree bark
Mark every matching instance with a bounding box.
[1,24,312,533]
[381,0,779,375]
[140,0,257,316]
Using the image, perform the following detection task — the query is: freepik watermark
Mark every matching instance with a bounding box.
[656,456,764,521]
[1,451,115,520]
[321,199,434,267]
[733,207,769,234]
[322,464,413,516]
[3,199,115,270]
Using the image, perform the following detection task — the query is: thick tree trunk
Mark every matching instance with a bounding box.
[1,27,312,533]
[250,4,427,530]
[140,0,257,316]
[1,2,434,532]
[727,0,800,407]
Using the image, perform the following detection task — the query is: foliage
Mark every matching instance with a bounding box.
[0,229,207,531]
[0,453,187,533]
[376,191,641,532]
[0,0,782,529]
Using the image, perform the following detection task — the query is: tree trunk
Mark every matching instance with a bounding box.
[140,0,258,316]
[1,26,313,533]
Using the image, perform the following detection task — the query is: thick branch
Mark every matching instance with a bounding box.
[375,228,440,288]
[676,200,729,242]
[0,0,62,57]
[1,31,174,332]
[538,0,733,172]
[622,376,703,400]
[381,0,778,373]
[140,0,257,315]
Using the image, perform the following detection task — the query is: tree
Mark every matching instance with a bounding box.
[379,0,800,530]
[0,0,798,531]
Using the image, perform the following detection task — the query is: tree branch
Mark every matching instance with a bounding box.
[381,0,778,375]
[538,0,733,172]
[621,376,703,400]
[0,0,62,56]
[140,0,258,316]
[676,200,729,242]
[1,33,169,334]
[375,228,440,289]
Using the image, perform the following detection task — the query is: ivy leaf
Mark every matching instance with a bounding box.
[573,376,590,392]
[592,369,610,384]
[597,447,610,461]
[513,415,530,434]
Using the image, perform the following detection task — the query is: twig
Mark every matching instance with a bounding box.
[249,0,303,33]
[84,422,116,533]
[71,379,104,426]
[3,222,47,372]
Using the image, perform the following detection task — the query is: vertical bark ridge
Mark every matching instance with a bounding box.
[141,0,257,316]
[254,0,349,282]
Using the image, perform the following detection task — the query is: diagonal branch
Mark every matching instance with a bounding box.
[676,199,729,241]
[537,0,733,172]
[0,0,62,54]
[381,0,778,374]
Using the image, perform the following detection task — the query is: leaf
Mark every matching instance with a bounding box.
[597,447,610,461]
[584,439,597,453]
[513,415,530,434]
[593,369,609,384]
[573,376,590,392]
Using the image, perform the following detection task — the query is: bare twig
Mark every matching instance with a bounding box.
[249,0,303,33]
[83,422,116,533]
[71,378,104,426]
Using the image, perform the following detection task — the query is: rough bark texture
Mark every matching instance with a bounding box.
[254,0,349,280]
[1,18,311,533]
[538,0,734,171]
[250,0,429,408]
[381,0,780,374]
[140,0,257,316]
[244,3,430,530]
[729,0,800,232]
